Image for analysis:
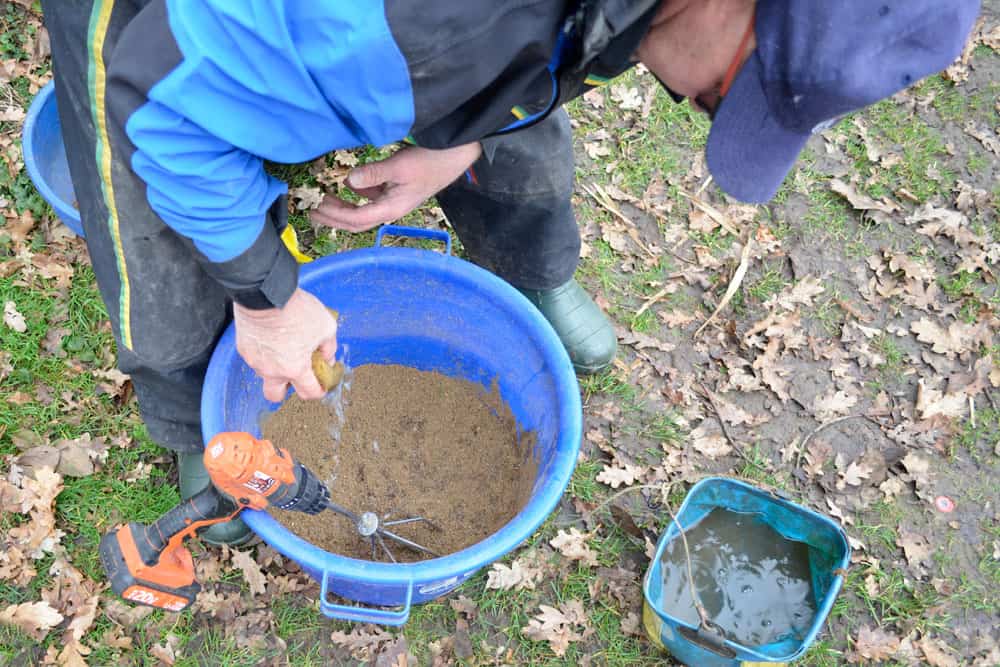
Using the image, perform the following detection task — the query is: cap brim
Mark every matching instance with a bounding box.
[705,52,810,204]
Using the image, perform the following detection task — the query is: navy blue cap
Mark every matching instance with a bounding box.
[706,0,981,203]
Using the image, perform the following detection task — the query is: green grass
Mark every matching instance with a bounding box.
[746,264,788,303]
[579,368,637,403]
[568,459,604,502]
[804,187,853,241]
[845,99,956,203]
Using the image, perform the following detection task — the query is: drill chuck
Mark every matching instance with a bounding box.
[269,462,330,515]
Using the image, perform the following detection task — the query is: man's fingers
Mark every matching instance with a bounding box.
[346,159,394,190]
[291,370,327,400]
[314,196,406,231]
[262,378,289,403]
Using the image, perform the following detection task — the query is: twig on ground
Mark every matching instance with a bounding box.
[678,188,739,236]
[985,390,997,411]
[794,414,883,469]
[695,174,714,197]
[633,274,686,318]
[694,235,753,337]
[581,183,658,259]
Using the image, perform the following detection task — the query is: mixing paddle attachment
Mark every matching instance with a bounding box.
[324,499,440,562]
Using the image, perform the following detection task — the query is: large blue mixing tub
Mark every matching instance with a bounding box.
[202,226,582,625]
[22,81,84,236]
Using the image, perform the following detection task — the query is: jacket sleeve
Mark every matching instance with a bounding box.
[106,0,415,307]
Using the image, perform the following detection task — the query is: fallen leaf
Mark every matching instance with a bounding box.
[610,83,642,111]
[550,528,599,567]
[330,624,395,660]
[911,318,990,358]
[824,496,854,526]
[812,390,859,421]
[712,394,769,426]
[595,463,643,489]
[658,309,696,328]
[830,178,899,215]
[0,600,64,641]
[449,595,477,620]
[620,611,643,637]
[879,475,906,500]
[150,633,181,666]
[847,625,900,663]
[584,141,611,160]
[289,186,323,210]
[485,557,542,591]
[690,423,732,459]
[897,530,932,570]
[2,210,36,247]
[915,379,967,420]
[836,455,873,490]
[522,603,588,657]
[65,594,99,641]
[230,548,267,596]
[963,121,1000,156]
[764,276,825,311]
[4,300,27,332]
[55,640,90,667]
[918,636,959,667]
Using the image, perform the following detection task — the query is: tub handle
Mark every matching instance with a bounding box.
[375,224,452,255]
[677,625,737,659]
[318,573,413,626]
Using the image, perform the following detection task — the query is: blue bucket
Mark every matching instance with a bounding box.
[642,478,850,666]
[202,225,582,625]
[22,81,84,236]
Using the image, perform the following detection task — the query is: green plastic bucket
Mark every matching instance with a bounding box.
[642,478,850,666]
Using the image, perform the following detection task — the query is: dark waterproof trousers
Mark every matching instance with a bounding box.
[42,0,581,453]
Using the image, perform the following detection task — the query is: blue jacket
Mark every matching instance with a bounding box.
[106,0,660,307]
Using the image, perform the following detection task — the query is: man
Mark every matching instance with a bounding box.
[41,0,978,544]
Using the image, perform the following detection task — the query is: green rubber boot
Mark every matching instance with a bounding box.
[518,279,617,375]
[177,452,255,546]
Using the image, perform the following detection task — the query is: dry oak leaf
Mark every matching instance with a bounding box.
[918,636,959,667]
[55,641,91,667]
[830,178,899,215]
[915,379,966,420]
[550,528,599,567]
[486,558,542,591]
[330,624,395,660]
[911,318,989,358]
[835,455,873,490]
[289,185,323,210]
[713,395,769,427]
[230,548,267,596]
[149,633,182,666]
[596,462,643,489]
[0,600,64,641]
[4,300,27,332]
[812,389,859,421]
[847,625,900,663]
[764,276,825,311]
[658,308,697,328]
[690,423,732,459]
[521,603,587,657]
[897,530,933,570]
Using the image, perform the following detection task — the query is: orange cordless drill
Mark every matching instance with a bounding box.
[99,432,331,611]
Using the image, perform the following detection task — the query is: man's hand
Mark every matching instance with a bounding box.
[310,142,482,232]
[233,288,337,402]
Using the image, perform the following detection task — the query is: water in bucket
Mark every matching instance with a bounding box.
[657,508,816,647]
[642,478,850,665]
